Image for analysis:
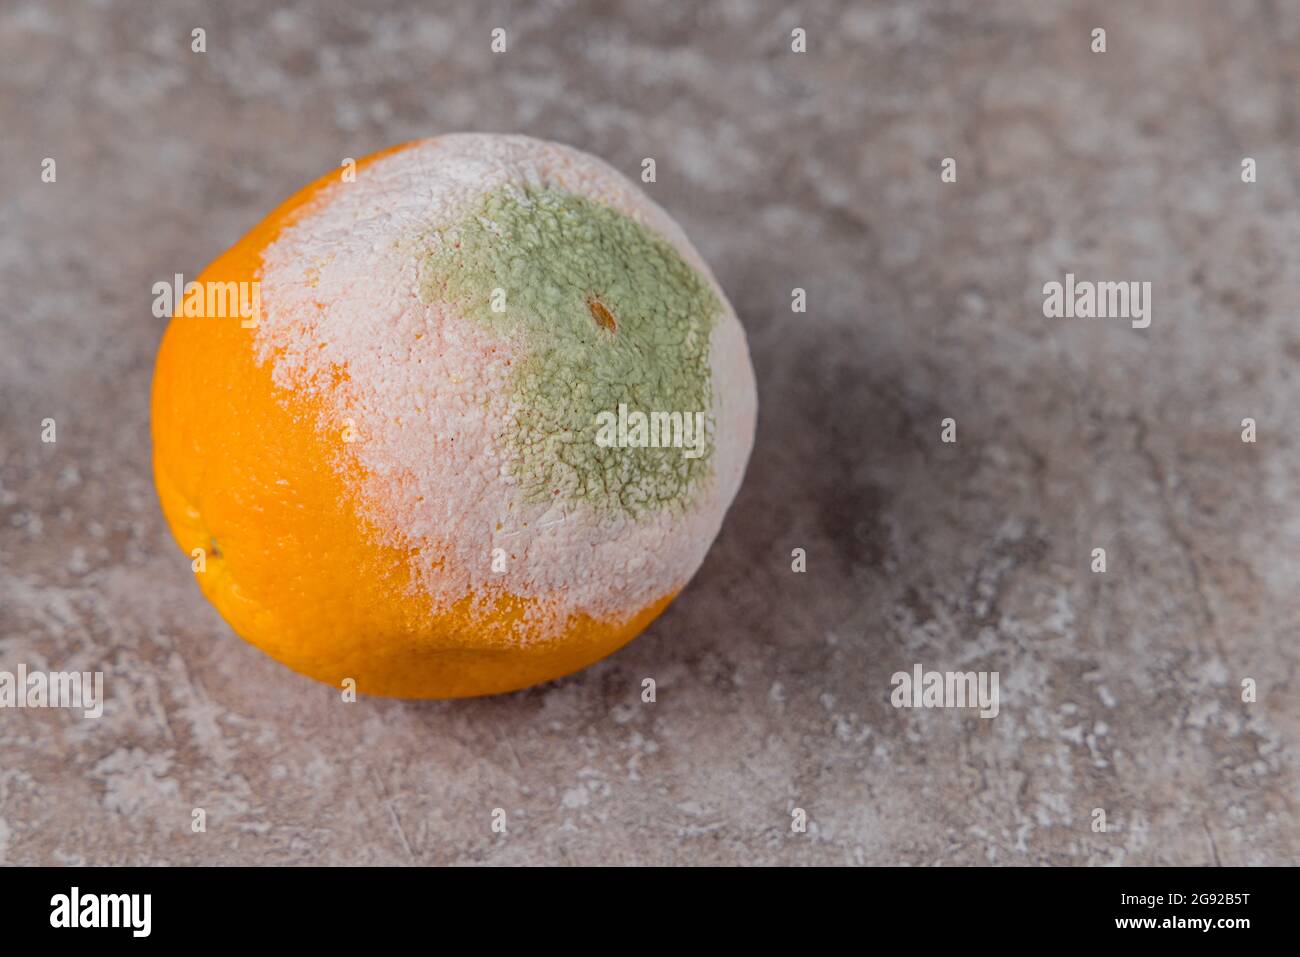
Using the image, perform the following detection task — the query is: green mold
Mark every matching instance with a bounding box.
[416,185,719,518]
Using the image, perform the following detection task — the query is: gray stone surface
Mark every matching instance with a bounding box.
[1,0,1296,865]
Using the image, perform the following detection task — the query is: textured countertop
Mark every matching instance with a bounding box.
[0,0,1295,865]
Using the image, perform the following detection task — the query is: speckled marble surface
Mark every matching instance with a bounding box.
[0,0,1296,865]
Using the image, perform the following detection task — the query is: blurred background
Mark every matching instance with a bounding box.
[0,0,1296,864]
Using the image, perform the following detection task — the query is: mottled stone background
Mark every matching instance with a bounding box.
[1,0,1296,865]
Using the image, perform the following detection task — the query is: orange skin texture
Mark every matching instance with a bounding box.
[151,143,673,699]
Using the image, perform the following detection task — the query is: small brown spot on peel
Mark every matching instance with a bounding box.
[588,298,616,333]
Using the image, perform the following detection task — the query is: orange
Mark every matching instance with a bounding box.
[151,135,755,698]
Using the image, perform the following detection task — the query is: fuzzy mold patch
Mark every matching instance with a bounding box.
[416,185,719,518]
[253,134,757,632]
